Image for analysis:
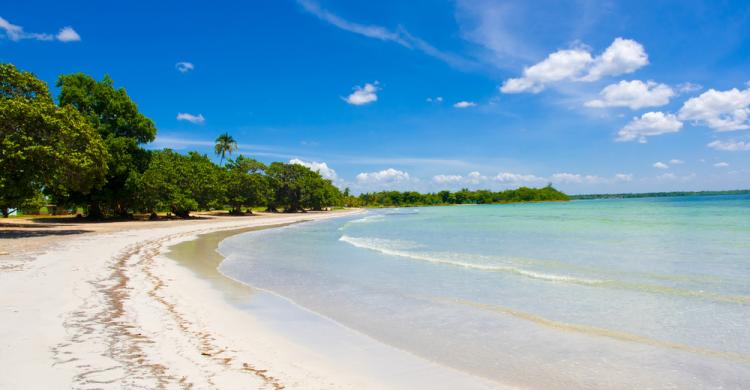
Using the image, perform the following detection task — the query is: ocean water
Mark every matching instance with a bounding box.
[219,195,750,388]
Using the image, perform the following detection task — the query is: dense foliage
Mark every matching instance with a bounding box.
[0,64,344,218]
[266,162,343,212]
[353,185,569,207]
[52,73,157,217]
[0,64,108,217]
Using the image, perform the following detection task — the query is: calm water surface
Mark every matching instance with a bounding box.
[219,195,750,388]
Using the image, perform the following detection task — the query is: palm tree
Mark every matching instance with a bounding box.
[214,132,238,165]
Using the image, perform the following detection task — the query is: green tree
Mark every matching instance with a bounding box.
[0,64,108,217]
[53,73,156,218]
[225,155,270,214]
[214,132,238,166]
[265,162,342,212]
[129,150,226,218]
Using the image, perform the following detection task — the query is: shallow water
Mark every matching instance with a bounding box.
[220,195,750,388]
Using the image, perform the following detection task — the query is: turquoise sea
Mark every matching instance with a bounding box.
[219,195,750,388]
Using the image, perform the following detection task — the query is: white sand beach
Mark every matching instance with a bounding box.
[0,212,500,389]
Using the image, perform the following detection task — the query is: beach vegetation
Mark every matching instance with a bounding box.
[0,64,109,218]
[215,132,238,166]
[1,63,569,218]
[356,184,569,207]
[50,72,157,218]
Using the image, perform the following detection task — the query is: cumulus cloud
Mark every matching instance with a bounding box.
[500,38,648,93]
[453,101,476,108]
[714,162,730,168]
[678,86,750,131]
[432,171,544,186]
[500,48,592,93]
[345,82,379,105]
[431,170,631,188]
[56,27,80,42]
[707,139,750,151]
[464,171,486,183]
[616,112,683,143]
[426,96,443,103]
[176,112,205,124]
[653,162,669,169]
[585,80,674,110]
[677,82,702,94]
[550,173,604,184]
[432,174,463,184]
[580,38,649,82]
[356,168,410,184]
[669,159,684,164]
[493,172,545,183]
[0,16,80,42]
[614,173,633,182]
[289,159,338,180]
[175,62,194,73]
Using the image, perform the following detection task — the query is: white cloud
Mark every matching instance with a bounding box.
[614,173,633,182]
[677,82,702,93]
[550,173,603,184]
[289,159,338,180]
[453,101,476,108]
[669,159,684,164]
[616,112,683,143]
[500,37,648,93]
[297,0,407,45]
[653,162,669,169]
[426,96,443,103]
[356,168,410,184]
[707,139,750,151]
[678,86,750,131]
[56,27,80,42]
[493,172,545,183]
[432,174,463,184]
[585,80,674,109]
[346,82,379,105]
[297,0,471,69]
[0,16,80,42]
[581,38,648,82]
[175,62,194,73]
[176,112,205,124]
[466,171,487,183]
[0,17,24,41]
[500,48,592,93]
[714,162,730,168]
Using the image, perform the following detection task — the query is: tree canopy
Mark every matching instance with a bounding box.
[0,64,109,217]
[53,73,157,217]
[215,132,238,166]
[354,185,569,207]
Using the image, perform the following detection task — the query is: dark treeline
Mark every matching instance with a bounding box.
[352,185,569,207]
[571,189,750,200]
[0,63,343,218]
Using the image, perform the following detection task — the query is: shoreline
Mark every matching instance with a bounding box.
[0,210,500,389]
[165,214,504,389]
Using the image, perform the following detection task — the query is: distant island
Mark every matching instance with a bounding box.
[352,185,569,207]
[570,189,750,200]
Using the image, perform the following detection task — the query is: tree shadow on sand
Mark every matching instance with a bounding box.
[0,229,92,239]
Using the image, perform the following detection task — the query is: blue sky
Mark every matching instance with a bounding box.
[2,0,750,194]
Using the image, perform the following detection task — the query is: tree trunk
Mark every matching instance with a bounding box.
[87,203,104,220]
[171,206,190,219]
